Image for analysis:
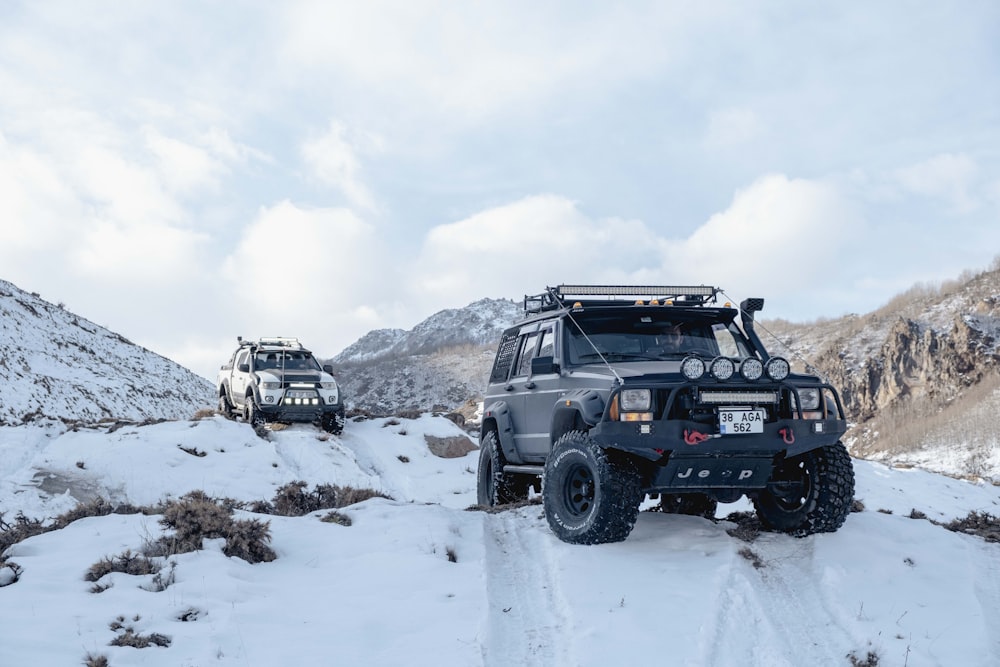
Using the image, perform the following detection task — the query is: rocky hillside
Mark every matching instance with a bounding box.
[330,298,520,415]
[761,264,1000,478]
[0,279,215,424]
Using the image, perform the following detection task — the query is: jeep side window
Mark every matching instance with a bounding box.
[513,332,541,377]
[490,330,519,382]
[236,350,249,369]
[537,328,555,359]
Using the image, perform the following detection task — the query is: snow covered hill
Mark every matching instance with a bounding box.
[1,415,999,666]
[331,297,519,414]
[0,279,214,423]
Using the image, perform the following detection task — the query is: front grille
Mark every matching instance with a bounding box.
[698,390,778,404]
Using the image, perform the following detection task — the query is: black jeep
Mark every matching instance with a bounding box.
[477,285,854,544]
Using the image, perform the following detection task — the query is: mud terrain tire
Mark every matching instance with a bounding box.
[753,441,854,535]
[245,395,266,429]
[321,412,344,435]
[542,430,642,544]
[218,390,235,419]
[477,431,532,506]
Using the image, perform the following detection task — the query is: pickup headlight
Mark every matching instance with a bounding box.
[261,382,281,390]
[320,382,338,390]
[620,389,651,411]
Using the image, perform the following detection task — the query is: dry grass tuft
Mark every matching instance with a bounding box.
[86,550,160,582]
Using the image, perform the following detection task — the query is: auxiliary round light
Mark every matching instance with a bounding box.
[710,357,735,381]
[740,358,764,381]
[765,357,790,381]
[680,355,706,381]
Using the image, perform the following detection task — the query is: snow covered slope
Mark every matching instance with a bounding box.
[0,279,214,423]
[2,415,1000,666]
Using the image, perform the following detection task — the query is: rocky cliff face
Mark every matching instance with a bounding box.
[767,265,1000,475]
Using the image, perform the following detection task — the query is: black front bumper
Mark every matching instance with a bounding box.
[258,402,345,423]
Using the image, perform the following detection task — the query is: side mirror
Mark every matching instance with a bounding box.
[238,363,250,373]
[323,364,334,374]
[531,355,559,375]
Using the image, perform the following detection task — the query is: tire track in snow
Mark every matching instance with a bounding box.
[697,535,858,667]
[481,509,576,667]
[971,542,1000,665]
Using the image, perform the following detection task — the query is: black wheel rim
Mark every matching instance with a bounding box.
[563,462,596,517]
[767,460,813,512]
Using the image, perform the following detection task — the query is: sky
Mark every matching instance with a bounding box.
[2,1,999,380]
[3,415,1000,666]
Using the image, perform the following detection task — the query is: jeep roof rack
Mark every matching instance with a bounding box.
[524,284,721,314]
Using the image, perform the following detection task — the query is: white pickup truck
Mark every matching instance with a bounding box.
[217,337,345,434]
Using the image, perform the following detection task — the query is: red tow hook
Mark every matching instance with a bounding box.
[778,427,795,445]
[684,429,710,445]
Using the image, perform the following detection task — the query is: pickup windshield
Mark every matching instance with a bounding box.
[254,351,321,371]
[565,312,752,364]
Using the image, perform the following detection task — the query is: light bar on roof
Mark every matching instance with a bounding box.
[557,285,717,297]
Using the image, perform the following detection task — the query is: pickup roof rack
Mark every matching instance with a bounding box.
[524,284,721,314]
[236,336,306,350]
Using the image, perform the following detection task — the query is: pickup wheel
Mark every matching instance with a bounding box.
[752,441,854,536]
[218,390,235,419]
[245,395,266,429]
[542,430,642,544]
[321,412,344,435]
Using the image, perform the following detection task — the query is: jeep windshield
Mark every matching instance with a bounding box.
[564,311,752,364]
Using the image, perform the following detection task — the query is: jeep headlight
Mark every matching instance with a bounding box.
[620,389,651,412]
[740,358,764,381]
[709,357,735,381]
[681,355,706,381]
[793,388,821,411]
[765,357,790,381]
[320,382,337,390]
[261,382,281,390]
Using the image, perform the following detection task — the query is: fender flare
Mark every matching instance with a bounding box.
[482,401,520,464]
[550,389,605,443]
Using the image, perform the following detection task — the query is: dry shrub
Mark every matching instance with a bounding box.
[320,511,352,526]
[847,649,880,666]
[86,550,160,582]
[109,629,171,648]
[83,653,109,667]
[192,408,216,421]
[737,547,765,569]
[261,481,391,517]
[151,491,275,564]
[224,518,276,563]
[724,512,763,543]
[945,511,1000,543]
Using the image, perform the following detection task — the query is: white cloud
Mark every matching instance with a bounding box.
[220,201,386,349]
[894,153,979,214]
[410,195,666,310]
[71,219,210,283]
[412,176,862,318]
[301,120,377,210]
[142,126,225,196]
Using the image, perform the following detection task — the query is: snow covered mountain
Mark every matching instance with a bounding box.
[331,297,520,415]
[333,297,519,364]
[0,279,214,424]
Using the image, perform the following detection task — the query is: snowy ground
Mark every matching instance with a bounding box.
[2,415,1000,666]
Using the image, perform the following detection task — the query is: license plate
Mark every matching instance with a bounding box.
[719,408,764,434]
